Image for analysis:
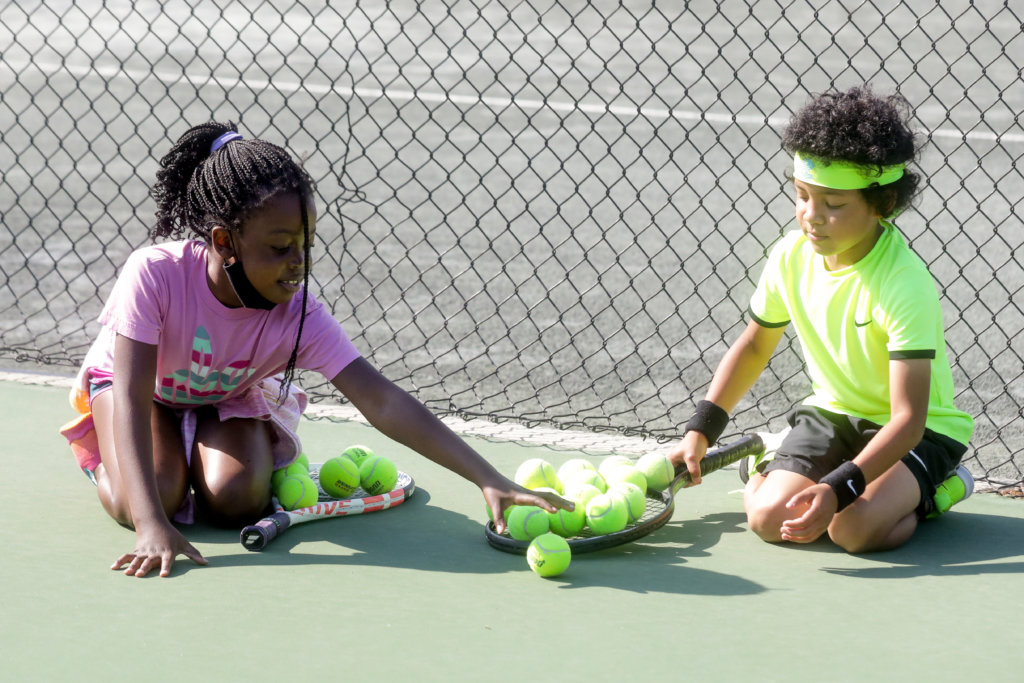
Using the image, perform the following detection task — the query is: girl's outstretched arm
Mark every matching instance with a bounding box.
[330,358,573,533]
[109,334,207,577]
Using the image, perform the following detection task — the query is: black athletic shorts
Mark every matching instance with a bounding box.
[762,405,968,519]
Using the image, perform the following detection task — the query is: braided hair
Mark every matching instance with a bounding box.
[782,86,920,217]
[151,121,315,402]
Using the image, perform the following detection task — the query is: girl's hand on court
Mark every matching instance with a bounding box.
[780,484,837,543]
[112,520,208,578]
[482,479,574,535]
[667,431,708,487]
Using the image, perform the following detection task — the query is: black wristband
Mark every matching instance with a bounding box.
[684,400,729,446]
[819,461,866,512]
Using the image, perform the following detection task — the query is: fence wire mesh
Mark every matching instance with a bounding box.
[1,1,1022,491]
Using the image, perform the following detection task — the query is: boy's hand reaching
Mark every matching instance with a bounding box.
[113,519,208,578]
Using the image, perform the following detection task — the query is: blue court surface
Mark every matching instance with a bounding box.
[2,373,1022,683]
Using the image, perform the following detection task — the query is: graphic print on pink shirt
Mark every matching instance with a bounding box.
[157,326,256,404]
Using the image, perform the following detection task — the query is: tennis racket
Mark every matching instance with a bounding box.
[240,465,415,551]
[484,434,763,554]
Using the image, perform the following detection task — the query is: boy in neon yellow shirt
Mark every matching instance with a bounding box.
[669,86,973,552]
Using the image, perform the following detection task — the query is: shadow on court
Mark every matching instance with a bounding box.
[822,511,1024,578]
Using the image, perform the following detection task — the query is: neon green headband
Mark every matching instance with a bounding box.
[793,152,905,190]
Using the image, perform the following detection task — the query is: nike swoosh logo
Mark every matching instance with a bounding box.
[846,480,859,495]
[854,320,871,327]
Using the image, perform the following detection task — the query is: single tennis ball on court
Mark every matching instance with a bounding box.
[527,533,572,577]
[294,452,310,470]
[342,444,375,469]
[608,482,646,523]
[603,465,647,494]
[319,456,361,499]
[277,474,318,510]
[547,502,586,538]
[586,493,628,535]
[359,454,399,495]
[598,455,634,477]
[636,452,674,491]
[557,458,596,484]
[563,468,607,493]
[563,481,603,509]
[515,458,562,492]
[507,505,550,541]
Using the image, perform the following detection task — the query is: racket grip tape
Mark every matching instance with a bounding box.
[673,434,765,488]
[240,512,292,552]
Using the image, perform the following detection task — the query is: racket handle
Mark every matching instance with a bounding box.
[672,434,765,489]
[240,512,291,552]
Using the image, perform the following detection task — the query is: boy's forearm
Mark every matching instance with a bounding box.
[852,416,926,484]
[705,324,783,412]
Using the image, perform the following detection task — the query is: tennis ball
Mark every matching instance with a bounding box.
[603,465,647,494]
[636,452,674,491]
[563,468,607,493]
[342,444,375,469]
[547,503,586,538]
[586,493,628,535]
[272,462,310,494]
[270,467,289,490]
[277,474,318,510]
[359,454,399,495]
[598,455,634,477]
[608,482,646,523]
[557,458,596,484]
[514,458,562,493]
[486,504,513,524]
[294,452,310,470]
[319,456,361,499]
[563,481,603,509]
[527,533,572,578]
[507,505,550,541]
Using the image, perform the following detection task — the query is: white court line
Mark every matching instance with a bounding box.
[9,58,1023,145]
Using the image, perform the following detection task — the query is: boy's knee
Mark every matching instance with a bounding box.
[745,499,788,543]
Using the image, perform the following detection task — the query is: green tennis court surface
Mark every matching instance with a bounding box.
[3,377,1022,682]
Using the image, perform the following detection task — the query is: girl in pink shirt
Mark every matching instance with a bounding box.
[62,122,571,577]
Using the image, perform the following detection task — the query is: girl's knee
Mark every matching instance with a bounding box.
[196,471,271,526]
[96,463,187,527]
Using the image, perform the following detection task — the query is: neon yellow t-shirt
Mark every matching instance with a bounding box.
[749,223,973,445]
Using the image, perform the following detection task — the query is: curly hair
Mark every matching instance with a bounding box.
[782,86,920,217]
[151,122,316,402]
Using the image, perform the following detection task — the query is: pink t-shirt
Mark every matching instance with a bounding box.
[78,240,360,405]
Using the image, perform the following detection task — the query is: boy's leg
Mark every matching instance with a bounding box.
[827,461,920,553]
[91,390,189,527]
[744,470,818,542]
[189,409,275,526]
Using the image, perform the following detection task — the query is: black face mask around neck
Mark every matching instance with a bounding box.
[223,257,277,310]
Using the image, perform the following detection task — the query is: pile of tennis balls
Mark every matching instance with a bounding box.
[271,445,400,511]
[505,452,675,578]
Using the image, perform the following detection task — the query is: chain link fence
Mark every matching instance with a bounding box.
[1,1,1022,492]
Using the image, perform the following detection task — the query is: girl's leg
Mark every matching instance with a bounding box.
[189,409,275,526]
[91,390,189,527]
[828,461,920,553]
[744,469,818,542]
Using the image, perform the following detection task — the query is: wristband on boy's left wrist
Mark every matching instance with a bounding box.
[818,461,866,512]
